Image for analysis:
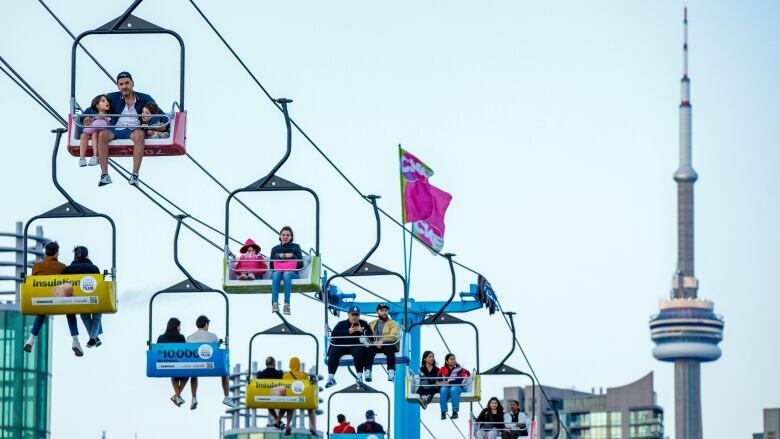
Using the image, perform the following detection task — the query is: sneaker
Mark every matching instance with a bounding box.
[170,395,180,407]
[23,343,32,353]
[176,395,185,406]
[309,428,317,435]
[388,369,395,382]
[190,396,198,410]
[273,422,285,430]
[78,158,87,167]
[417,396,427,409]
[441,412,447,420]
[325,377,337,388]
[94,337,102,347]
[128,173,139,186]
[451,410,459,419]
[86,338,97,348]
[272,302,280,313]
[98,173,112,187]
[355,376,364,388]
[364,370,373,382]
[222,396,237,408]
[283,303,291,315]
[285,426,292,435]
[88,156,99,166]
[425,394,434,406]
[72,340,83,357]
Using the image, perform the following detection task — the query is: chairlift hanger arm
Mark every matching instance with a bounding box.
[69,8,185,109]
[146,215,230,346]
[326,383,391,438]
[22,129,118,278]
[247,313,320,377]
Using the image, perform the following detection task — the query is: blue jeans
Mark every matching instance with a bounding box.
[271,271,299,304]
[439,385,464,412]
[31,314,79,336]
[80,314,103,339]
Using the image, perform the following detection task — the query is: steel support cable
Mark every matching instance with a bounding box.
[187,0,488,278]
[494,303,570,439]
[33,0,443,308]
[0,59,229,254]
[0,63,62,123]
[420,419,437,439]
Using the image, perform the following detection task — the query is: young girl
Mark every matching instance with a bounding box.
[78,94,112,167]
[235,239,267,280]
[141,102,170,139]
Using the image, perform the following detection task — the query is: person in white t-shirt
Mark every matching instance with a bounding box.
[502,400,531,438]
[186,315,237,410]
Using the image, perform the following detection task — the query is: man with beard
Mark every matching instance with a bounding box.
[364,303,401,382]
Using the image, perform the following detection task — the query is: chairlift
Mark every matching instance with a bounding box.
[245,315,321,410]
[323,195,409,369]
[223,98,321,294]
[20,129,117,315]
[327,383,391,439]
[145,216,230,378]
[67,4,187,157]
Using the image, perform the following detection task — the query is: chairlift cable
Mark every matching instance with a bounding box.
[420,419,437,439]
[188,0,489,277]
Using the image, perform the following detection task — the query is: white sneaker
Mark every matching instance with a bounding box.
[72,340,83,357]
[272,302,280,313]
[190,396,198,410]
[98,174,112,187]
[222,396,237,408]
[283,303,291,315]
[364,370,372,382]
[388,369,395,382]
[128,173,139,186]
[176,395,185,406]
[78,158,87,167]
[88,156,99,166]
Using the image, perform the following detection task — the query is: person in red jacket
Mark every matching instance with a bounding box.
[333,414,356,433]
[438,353,471,420]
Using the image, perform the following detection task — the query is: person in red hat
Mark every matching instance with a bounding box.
[235,239,267,280]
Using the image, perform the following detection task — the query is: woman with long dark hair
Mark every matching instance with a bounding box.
[417,350,440,409]
[475,396,506,439]
[157,317,188,407]
[270,226,303,315]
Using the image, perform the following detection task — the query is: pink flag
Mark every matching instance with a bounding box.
[399,147,452,252]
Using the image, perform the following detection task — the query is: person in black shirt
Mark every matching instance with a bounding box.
[325,306,373,388]
[62,246,104,348]
[475,397,505,439]
[417,350,440,409]
[256,356,285,429]
[357,410,386,434]
[156,317,188,407]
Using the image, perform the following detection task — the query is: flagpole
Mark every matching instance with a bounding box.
[399,144,410,296]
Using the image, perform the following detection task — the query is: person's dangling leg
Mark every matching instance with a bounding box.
[271,271,282,312]
[439,386,451,413]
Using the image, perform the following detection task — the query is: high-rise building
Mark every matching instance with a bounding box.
[503,372,663,439]
[648,9,725,439]
[0,222,52,439]
[753,408,780,439]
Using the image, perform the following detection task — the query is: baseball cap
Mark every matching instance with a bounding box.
[116,71,133,83]
[348,306,360,315]
[376,303,389,310]
[365,409,377,419]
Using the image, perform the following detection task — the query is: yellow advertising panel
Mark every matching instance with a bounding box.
[20,274,117,315]
[245,378,319,409]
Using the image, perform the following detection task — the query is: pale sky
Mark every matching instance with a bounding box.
[1,1,778,438]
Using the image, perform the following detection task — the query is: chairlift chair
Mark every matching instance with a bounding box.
[67,10,187,157]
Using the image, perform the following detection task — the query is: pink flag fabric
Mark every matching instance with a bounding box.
[399,147,452,252]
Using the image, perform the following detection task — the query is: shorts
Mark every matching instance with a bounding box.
[111,128,136,140]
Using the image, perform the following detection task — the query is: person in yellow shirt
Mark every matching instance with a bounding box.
[281,357,317,435]
[365,303,401,382]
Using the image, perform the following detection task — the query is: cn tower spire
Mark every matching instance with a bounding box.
[650,9,724,439]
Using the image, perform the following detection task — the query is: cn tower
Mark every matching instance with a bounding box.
[649,9,724,439]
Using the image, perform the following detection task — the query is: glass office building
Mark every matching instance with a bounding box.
[505,372,663,439]
[0,305,51,439]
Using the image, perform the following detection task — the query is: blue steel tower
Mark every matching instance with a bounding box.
[649,9,724,439]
